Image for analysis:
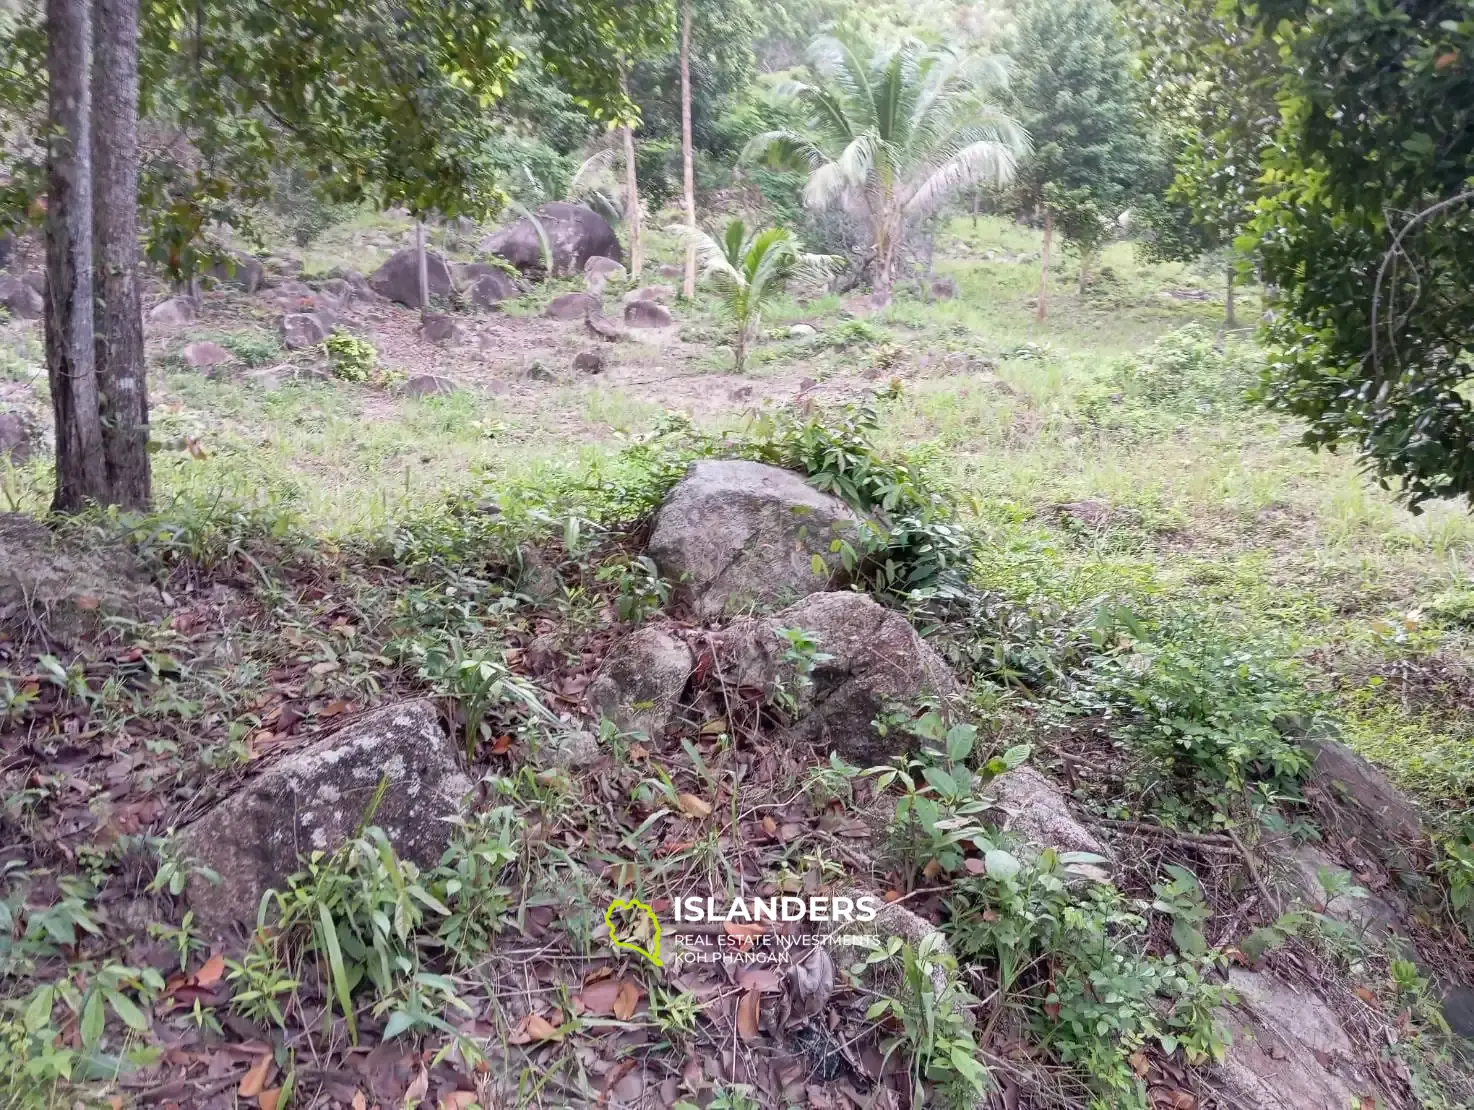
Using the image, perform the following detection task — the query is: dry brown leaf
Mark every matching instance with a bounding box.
[309,660,338,676]
[699,717,728,735]
[963,858,987,875]
[403,1066,429,1107]
[613,979,642,1021]
[1128,1051,1149,1078]
[527,1012,564,1041]
[352,1092,368,1110]
[677,793,713,819]
[922,858,942,881]
[575,979,621,1016]
[761,815,778,838]
[1172,1092,1195,1109]
[194,952,226,987]
[259,1089,280,1110]
[628,743,649,761]
[238,1053,273,1098]
[737,987,761,1042]
[1353,986,1377,1005]
[75,595,100,610]
[723,921,766,939]
[439,1093,478,1110]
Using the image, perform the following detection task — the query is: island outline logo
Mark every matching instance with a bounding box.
[605,897,663,967]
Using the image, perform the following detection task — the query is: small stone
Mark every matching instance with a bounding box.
[281,312,329,349]
[147,296,197,327]
[180,340,233,369]
[573,349,605,374]
[469,271,517,308]
[624,300,674,328]
[789,323,818,338]
[525,361,556,382]
[584,255,627,281]
[204,254,265,293]
[402,374,458,398]
[544,291,600,320]
[542,728,601,770]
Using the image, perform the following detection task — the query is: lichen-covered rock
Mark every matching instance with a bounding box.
[281,312,329,349]
[1212,969,1380,1110]
[181,700,471,931]
[544,291,600,320]
[586,626,693,738]
[647,460,864,619]
[482,202,621,276]
[0,513,164,647]
[624,299,674,328]
[708,592,962,765]
[368,248,453,308]
[1281,840,1404,936]
[987,766,1110,863]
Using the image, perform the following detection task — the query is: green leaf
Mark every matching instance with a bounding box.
[921,766,957,798]
[1170,919,1208,958]
[104,990,149,1032]
[382,1009,417,1040]
[1001,743,1032,769]
[864,999,891,1020]
[983,849,1021,881]
[24,985,54,1032]
[317,904,358,1046]
[810,553,827,576]
[80,990,105,1049]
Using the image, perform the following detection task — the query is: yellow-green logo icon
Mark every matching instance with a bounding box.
[606,897,663,966]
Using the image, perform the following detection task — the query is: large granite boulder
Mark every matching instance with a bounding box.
[281,312,329,349]
[481,202,622,277]
[1304,736,1426,877]
[647,460,865,619]
[586,626,694,738]
[368,248,453,308]
[180,700,471,931]
[0,513,164,647]
[147,296,197,328]
[710,592,963,766]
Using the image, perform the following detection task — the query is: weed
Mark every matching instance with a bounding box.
[324,332,378,383]
[595,554,669,623]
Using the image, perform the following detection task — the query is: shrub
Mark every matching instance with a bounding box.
[1077,325,1259,432]
[324,333,377,383]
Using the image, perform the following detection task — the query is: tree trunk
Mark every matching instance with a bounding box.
[93,0,150,509]
[679,0,696,301]
[415,220,429,308]
[622,123,642,280]
[1224,261,1237,328]
[46,0,107,511]
[972,187,980,229]
[1036,207,1052,322]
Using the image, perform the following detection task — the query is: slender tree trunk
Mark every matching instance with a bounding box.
[46,0,107,511]
[679,0,696,300]
[1036,206,1052,322]
[93,0,149,509]
[622,123,643,280]
[1224,261,1237,328]
[972,187,980,229]
[415,220,429,308]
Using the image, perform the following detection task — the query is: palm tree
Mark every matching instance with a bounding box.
[744,36,1029,290]
[682,218,834,373]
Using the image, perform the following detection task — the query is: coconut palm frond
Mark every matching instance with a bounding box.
[567,146,618,199]
[904,140,1020,217]
[742,129,830,172]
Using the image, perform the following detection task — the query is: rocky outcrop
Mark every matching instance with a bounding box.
[1304,737,1426,876]
[368,249,453,308]
[181,700,471,930]
[0,274,42,319]
[586,626,694,739]
[1212,969,1379,1110]
[624,300,674,328]
[647,460,864,618]
[0,409,35,464]
[710,592,963,766]
[482,202,622,277]
[469,271,517,308]
[0,513,163,647]
[545,291,601,320]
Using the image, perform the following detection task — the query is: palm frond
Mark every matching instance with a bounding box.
[903,140,1019,217]
[741,129,830,171]
[567,147,618,199]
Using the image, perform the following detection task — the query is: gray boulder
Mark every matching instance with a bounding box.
[181,700,471,931]
[0,275,42,319]
[1212,968,1381,1110]
[147,296,197,328]
[624,299,674,329]
[647,460,865,618]
[586,626,694,739]
[420,310,464,345]
[1305,736,1426,875]
[204,254,265,293]
[584,255,627,296]
[573,349,605,374]
[180,340,233,370]
[368,248,453,308]
[0,410,34,464]
[544,291,600,320]
[930,277,957,300]
[281,312,329,349]
[402,374,458,398]
[987,766,1110,863]
[468,270,518,308]
[481,202,622,276]
[789,323,818,338]
[0,513,163,647]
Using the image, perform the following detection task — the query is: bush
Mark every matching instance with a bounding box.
[324,333,377,383]
[1077,325,1259,432]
